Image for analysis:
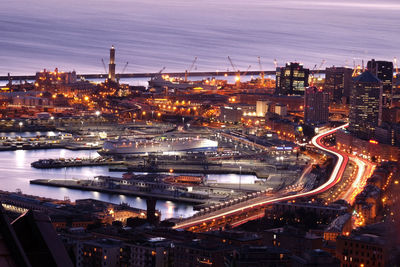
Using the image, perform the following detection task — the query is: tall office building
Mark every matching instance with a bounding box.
[349,71,382,140]
[304,86,329,124]
[324,67,353,104]
[367,59,393,107]
[108,45,116,82]
[275,62,309,95]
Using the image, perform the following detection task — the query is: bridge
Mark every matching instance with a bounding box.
[0,70,327,82]
[172,124,349,232]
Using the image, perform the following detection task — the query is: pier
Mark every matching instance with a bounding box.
[30,179,208,205]
[31,157,124,169]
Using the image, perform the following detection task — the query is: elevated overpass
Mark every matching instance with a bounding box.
[173,124,349,232]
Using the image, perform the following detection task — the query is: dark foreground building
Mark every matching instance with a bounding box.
[0,206,73,267]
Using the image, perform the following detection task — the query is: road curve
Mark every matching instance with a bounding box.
[173,123,349,230]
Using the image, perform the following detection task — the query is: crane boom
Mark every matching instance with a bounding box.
[101,59,107,74]
[121,62,129,74]
[242,65,251,76]
[158,67,166,74]
[394,57,399,78]
[316,59,326,74]
[258,56,265,86]
[188,57,197,72]
[228,56,238,72]
[116,62,129,82]
[185,57,197,82]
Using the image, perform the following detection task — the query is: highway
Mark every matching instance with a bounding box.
[173,123,349,230]
[342,156,375,205]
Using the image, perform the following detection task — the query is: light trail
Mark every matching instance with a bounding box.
[173,123,349,230]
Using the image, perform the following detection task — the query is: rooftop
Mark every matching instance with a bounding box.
[353,71,381,83]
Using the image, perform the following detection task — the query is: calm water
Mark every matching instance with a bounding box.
[1,0,399,75]
[0,147,196,219]
[0,131,260,219]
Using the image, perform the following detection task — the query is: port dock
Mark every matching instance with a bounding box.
[31,157,124,169]
[30,179,207,204]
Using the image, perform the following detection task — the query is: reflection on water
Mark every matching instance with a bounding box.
[0,144,196,219]
[1,0,399,75]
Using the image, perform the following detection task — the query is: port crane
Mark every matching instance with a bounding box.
[258,56,265,86]
[117,62,129,82]
[352,60,362,77]
[242,65,251,77]
[185,57,197,82]
[309,59,326,86]
[158,67,166,74]
[101,59,107,74]
[228,56,241,83]
[394,57,399,78]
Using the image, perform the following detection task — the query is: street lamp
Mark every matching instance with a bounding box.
[239,166,242,191]
[95,111,101,132]
[18,122,23,132]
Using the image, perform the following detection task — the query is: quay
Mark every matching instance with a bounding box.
[0,69,326,81]
[0,142,101,152]
[110,163,290,179]
[31,157,124,169]
[30,179,207,205]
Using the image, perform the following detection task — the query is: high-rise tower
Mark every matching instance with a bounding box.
[367,59,393,107]
[349,71,382,140]
[108,45,116,82]
[304,86,329,125]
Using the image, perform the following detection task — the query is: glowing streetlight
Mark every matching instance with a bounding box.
[239,166,242,190]
[18,122,23,132]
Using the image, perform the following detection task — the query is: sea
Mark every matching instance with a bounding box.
[1,0,399,76]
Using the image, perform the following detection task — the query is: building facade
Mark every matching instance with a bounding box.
[304,86,329,125]
[324,67,353,104]
[256,100,270,117]
[367,59,393,107]
[276,63,309,95]
[348,71,382,140]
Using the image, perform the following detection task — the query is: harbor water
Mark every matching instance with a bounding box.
[1,0,399,75]
[0,132,260,219]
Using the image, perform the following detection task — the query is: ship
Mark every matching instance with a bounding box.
[98,136,218,156]
[149,74,218,91]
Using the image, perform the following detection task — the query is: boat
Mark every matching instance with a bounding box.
[98,136,218,156]
[149,74,218,91]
